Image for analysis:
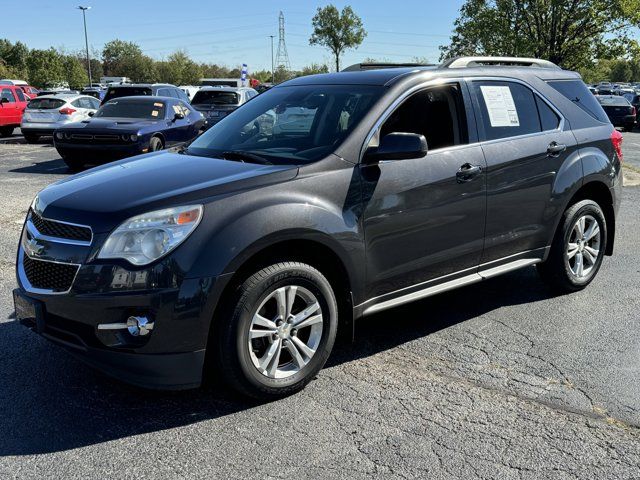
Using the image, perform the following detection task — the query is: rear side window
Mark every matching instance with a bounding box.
[472,81,541,141]
[547,80,609,123]
[27,98,65,110]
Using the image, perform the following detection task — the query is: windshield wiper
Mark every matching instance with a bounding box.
[221,151,273,165]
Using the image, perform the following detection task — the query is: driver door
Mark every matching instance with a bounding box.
[361,82,487,301]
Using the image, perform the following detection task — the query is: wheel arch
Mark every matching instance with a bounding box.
[564,181,615,255]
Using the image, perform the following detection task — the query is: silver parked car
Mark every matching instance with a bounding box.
[21,94,100,143]
[190,86,258,129]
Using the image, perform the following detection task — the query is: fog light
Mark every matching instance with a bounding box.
[126,316,154,336]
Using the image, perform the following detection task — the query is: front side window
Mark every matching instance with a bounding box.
[472,81,542,141]
[379,83,468,150]
[187,85,384,164]
[95,100,166,119]
[14,88,26,102]
[1,88,16,103]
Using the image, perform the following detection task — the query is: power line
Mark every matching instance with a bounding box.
[275,11,291,71]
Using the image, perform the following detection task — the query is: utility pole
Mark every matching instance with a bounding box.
[269,35,275,83]
[77,6,92,86]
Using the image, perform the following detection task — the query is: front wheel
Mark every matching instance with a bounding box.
[62,155,85,173]
[215,262,338,399]
[537,199,607,293]
[149,136,163,152]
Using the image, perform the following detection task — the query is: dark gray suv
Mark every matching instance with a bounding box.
[14,56,622,399]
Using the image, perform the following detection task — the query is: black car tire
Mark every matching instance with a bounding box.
[625,123,635,132]
[62,155,85,173]
[537,199,607,293]
[215,262,338,399]
[149,136,163,152]
[0,126,13,137]
[23,134,39,144]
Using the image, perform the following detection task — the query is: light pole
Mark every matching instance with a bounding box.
[269,35,275,84]
[77,6,92,86]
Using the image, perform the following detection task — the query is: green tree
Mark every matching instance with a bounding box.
[309,5,366,71]
[300,63,329,76]
[0,40,29,77]
[156,50,202,85]
[609,60,633,82]
[63,56,88,90]
[102,40,157,82]
[440,0,640,70]
[26,48,65,88]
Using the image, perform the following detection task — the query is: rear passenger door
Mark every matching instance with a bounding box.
[0,88,19,124]
[469,79,578,266]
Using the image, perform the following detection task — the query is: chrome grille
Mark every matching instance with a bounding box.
[29,209,92,243]
[22,255,79,293]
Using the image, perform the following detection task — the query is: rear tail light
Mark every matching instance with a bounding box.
[611,129,623,162]
[58,107,76,115]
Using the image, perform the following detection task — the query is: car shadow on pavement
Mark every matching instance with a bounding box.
[8,157,70,175]
[0,267,558,456]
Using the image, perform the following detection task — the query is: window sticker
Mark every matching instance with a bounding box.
[154,102,163,107]
[151,110,159,117]
[480,86,520,127]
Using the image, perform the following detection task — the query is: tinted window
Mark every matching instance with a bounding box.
[597,96,631,107]
[95,100,166,119]
[156,88,172,97]
[103,87,153,103]
[15,88,26,102]
[472,81,541,141]
[547,80,609,123]
[536,96,560,131]
[27,98,65,110]
[380,83,468,150]
[192,90,240,105]
[89,98,100,109]
[1,88,16,103]
[187,85,383,164]
[71,99,82,108]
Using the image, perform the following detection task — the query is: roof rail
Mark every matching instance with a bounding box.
[342,62,436,72]
[440,56,560,69]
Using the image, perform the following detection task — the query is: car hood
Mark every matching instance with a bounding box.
[59,117,162,131]
[36,152,298,233]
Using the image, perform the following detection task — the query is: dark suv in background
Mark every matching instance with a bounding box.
[101,83,190,105]
[13,57,622,399]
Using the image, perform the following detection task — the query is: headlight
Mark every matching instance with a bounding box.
[55,132,63,139]
[130,133,138,142]
[121,133,138,142]
[97,205,203,266]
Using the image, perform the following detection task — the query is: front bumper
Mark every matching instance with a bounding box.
[54,141,146,161]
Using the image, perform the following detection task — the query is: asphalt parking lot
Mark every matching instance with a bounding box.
[0,131,639,479]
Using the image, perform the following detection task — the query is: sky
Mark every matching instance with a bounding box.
[10,0,466,73]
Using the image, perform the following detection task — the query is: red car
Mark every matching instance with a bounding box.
[0,85,28,137]
[20,85,39,99]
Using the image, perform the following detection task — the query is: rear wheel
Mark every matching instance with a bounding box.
[23,134,39,144]
[214,262,338,399]
[537,200,607,293]
[149,136,163,152]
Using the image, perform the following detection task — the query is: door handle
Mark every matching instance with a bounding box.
[547,142,566,156]
[456,163,483,183]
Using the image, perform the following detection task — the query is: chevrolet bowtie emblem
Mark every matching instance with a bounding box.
[25,237,45,257]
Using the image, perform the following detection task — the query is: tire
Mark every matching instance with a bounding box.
[625,123,635,132]
[0,126,14,137]
[62,155,85,173]
[215,262,338,399]
[149,136,163,152]
[537,199,607,293]
[23,134,39,144]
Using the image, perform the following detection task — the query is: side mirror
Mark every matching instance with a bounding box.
[88,111,95,117]
[363,132,428,163]
[0,97,8,104]
[173,112,185,121]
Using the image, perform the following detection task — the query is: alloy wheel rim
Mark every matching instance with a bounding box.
[248,285,323,379]
[566,214,601,279]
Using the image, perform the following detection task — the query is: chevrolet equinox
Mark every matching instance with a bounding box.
[14,57,623,399]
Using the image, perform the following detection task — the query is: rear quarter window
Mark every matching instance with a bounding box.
[547,80,609,123]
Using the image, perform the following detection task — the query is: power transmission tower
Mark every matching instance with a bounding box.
[275,11,290,72]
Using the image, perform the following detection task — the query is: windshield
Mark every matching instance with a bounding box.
[103,87,152,103]
[192,90,240,106]
[186,85,384,164]
[95,100,166,119]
